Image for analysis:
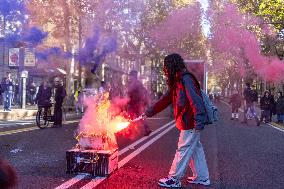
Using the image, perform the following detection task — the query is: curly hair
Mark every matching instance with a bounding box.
[163,53,187,89]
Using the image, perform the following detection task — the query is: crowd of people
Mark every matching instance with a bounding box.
[228,83,284,125]
[0,72,44,111]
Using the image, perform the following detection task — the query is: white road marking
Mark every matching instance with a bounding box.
[79,177,105,189]
[0,127,38,136]
[54,174,88,189]
[79,124,176,189]
[118,124,175,168]
[53,120,175,189]
[119,120,175,156]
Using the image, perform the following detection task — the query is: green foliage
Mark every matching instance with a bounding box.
[233,0,284,32]
[258,0,284,31]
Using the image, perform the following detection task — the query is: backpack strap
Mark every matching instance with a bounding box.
[181,71,202,95]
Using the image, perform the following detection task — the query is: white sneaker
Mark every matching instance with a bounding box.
[187,177,210,186]
[158,177,181,188]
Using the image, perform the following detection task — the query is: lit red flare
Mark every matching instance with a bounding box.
[116,121,130,131]
[77,92,133,150]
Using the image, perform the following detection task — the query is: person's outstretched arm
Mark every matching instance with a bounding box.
[145,91,172,117]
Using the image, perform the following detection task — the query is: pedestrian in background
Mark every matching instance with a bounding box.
[53,77,66,127]
[1,72,14,111]
[275,91,284,123]
[13,82,19,106]
[127,70,152,136]
[99,81,110,94]
[29,81,37,105]
[144,53,210,188]
[260,90,271,123]
[229,89,242,120]
[269,90,276,122]
[242,83,260,126]
[74,88,84,114]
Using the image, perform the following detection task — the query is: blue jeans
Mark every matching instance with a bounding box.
[169,130,209,180]
[3,91,12,110]
[243,103,259,123]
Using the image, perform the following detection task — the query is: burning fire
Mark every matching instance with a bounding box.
[76,92,131,150]
[116,121,130,131]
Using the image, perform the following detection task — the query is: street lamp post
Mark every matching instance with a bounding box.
[20,70,28,109]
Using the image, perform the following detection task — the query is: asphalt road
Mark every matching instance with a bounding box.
[0,103,284,189]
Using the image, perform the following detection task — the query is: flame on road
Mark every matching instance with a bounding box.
[76,92,131,150]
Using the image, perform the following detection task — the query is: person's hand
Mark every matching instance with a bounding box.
[144,107,154,117]
[141,113,147,120]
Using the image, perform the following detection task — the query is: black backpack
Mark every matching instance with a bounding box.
[250,90,258,102]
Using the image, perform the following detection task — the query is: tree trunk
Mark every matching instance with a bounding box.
[62,1,74,98]
[78,16,83,88]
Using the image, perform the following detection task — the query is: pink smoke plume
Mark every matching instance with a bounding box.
[210,3,284,82]
[148,2,202,58]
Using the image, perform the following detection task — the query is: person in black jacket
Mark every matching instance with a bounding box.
[275,92,284,123]
[229,89,242,120]
[53,77,66,127]
[35,79,52,114]
[1,72,14,111]
[269,90,276,122]
[260,90,271,123]
[242,83,260,126]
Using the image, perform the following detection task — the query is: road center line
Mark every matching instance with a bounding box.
[54,120,175,189]
[79,124,176,189]
[119,120,175,156]
[0,120,81,136]
[54,174,88,189]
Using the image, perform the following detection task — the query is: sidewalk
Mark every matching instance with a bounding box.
[0,105,76,121]
[0,105,37,121]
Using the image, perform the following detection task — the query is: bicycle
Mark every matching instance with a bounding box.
[36,103,54,129]
[36,103,67,129]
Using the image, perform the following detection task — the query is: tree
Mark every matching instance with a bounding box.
[209,1,284,87]
[147,1,206,60]
[233,0,284,33]
[232,0,284,59]
[0,0,27,37]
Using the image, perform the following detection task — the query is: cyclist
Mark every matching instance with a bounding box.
[35,79,52,115]
[242,83,260,126]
